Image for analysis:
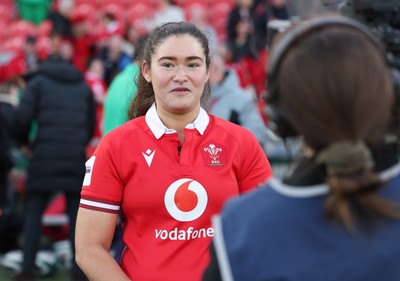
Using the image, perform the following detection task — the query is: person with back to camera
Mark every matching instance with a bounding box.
[13,51,96,281]
[202,15,400,281]
[75,21,273,281]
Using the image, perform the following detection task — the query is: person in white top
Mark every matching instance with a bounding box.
[143,0,185,32]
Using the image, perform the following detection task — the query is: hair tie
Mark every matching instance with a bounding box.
[316,141,374,176]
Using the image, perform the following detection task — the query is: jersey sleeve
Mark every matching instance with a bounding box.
[80,132,123,213]
[237,130,272,193]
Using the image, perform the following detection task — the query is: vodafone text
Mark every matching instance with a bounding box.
[155,227,214,240]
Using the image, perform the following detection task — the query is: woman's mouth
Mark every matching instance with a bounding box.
[170,87,191,94]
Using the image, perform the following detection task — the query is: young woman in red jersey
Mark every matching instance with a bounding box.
[75,21,272,281]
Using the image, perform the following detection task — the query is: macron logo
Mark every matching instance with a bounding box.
[83,156,95,186]
[142,149,156,167]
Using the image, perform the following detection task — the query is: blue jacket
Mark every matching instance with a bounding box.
[208,70,267,146]
[209,162,400,281]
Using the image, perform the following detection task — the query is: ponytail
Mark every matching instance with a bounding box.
[316,141,400,231]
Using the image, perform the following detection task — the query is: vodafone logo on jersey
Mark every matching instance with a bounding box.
[156,179,213,240]
[164,178,208,222]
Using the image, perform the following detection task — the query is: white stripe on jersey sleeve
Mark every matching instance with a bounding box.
[80,199,120,211]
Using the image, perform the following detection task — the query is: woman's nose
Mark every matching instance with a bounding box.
[173,75,188,82]
[173,68,188,82]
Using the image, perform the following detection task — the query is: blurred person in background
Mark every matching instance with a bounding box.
[100,35,131,86]
[40,30,68,62]
[22,36,40,78]
[0,79,21,209]
[100,12,124,39]
[203,15,400,281]
[225,0,289,123]
[16,0,52,25]
[186,6,219,55]
[143,0,185,32]
[121,23,141,58]
[226,0,289,56]
[84,58,107,157]
[59,39,75,63]
[0,51,27,210]
[0,63,25,259]
[47,0,74,40]
[207,54,268,148]
[103,34,148,136]
[13,50,96,281]
[71,15,96,74]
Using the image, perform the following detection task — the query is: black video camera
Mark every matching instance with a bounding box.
[338,0,400,67]
[331,0,400,145]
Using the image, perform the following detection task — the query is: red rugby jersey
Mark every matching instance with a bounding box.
[80,104,272,281]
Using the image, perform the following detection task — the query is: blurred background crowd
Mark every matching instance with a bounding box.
[0,0,338,279]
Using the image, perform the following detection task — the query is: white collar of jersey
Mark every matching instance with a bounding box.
[145,103,210,139]
[268,161,400,198]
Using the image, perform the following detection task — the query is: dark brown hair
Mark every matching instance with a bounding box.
[277,26,399,230]
[128,22,211,119]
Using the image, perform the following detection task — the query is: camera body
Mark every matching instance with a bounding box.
[265,1,400,142]
[340,0,400,143]
[340,0,400,67]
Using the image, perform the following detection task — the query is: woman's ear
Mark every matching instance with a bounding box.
[141,60,151,82]
[205,68,211,83]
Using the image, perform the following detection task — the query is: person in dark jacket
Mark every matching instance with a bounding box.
[47,0,74,40]
[0,79,20,209]
[226,0,289,57]
[13,54,96,281]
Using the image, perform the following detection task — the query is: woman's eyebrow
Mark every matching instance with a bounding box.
[158,56,204,62]
[158,56,176,62]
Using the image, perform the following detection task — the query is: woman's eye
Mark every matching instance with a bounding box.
[162,63,174,68]
[188,63,200,68]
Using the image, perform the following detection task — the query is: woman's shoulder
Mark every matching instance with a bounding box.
[209,114,256,139]
[102,117,146,141]
[210,114,239,128]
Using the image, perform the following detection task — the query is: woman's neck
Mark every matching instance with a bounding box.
[157,107,200,143]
